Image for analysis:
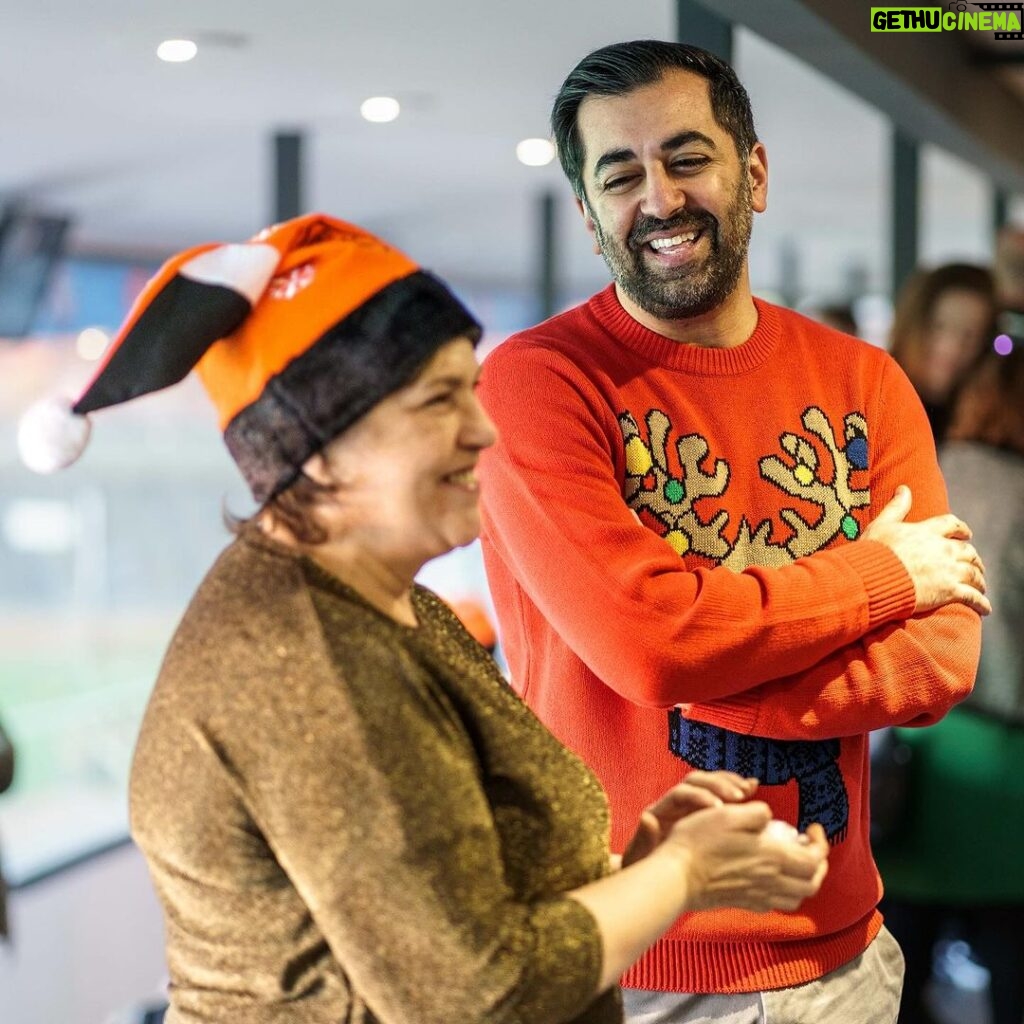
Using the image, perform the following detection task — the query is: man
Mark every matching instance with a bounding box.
[477,41,988,1023]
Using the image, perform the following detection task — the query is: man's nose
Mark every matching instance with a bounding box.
[641,165,686,220]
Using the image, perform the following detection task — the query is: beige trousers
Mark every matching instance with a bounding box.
[622,926,905,1024]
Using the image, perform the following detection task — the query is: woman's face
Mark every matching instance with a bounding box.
[919,287,992,401]
[315,336,497,569]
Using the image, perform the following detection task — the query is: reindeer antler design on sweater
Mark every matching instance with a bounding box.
[619,410,731,558]
[759,407,870,559]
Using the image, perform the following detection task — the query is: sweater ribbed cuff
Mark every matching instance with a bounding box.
[830,540,916,631]
[680,699,758,735]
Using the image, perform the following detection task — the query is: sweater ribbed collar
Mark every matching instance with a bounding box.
[588,284,781,376]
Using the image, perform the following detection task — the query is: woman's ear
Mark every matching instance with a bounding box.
[301,450,334,487]
[302,443,356,491]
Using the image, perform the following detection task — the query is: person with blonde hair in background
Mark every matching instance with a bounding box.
[887,263,998,442]
[18,213,830,1024]
[994,226,1024,344]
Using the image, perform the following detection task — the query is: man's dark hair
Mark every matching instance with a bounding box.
[551,40,758,200]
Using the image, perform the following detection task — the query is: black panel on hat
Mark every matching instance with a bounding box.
[73,278,251,415]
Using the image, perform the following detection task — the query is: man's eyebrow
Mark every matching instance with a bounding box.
[592,131,718,180]
[593,148,635,178]
[661,130,717,153]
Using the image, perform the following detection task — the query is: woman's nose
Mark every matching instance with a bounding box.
[464,393,498,450]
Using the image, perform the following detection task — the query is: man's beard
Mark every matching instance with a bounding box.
[589,175,753,321]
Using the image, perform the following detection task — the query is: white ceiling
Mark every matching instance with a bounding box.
[2,0,1023,300]
[0,0,680,292]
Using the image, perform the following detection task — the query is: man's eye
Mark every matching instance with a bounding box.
[673,157,708,171]
[603,175,636,192]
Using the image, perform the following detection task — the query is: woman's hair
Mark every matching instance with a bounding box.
[888,263,997,389]
[227,472,332,546]
[947,346,1024,456]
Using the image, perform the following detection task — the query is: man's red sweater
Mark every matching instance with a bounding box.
[477,287,980,993]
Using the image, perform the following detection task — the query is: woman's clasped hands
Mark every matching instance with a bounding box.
[622,771,830,914]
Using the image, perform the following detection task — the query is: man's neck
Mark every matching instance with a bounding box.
[613,278,759,349]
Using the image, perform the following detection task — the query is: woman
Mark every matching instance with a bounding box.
[888,263,998,442]
[18,214,828,1023]
[876,346,1024,1024]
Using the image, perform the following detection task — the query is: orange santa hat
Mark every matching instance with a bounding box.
[18,213,481,502]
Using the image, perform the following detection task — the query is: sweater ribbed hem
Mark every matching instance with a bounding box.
[831,541,916,631]
[620,910,882,993]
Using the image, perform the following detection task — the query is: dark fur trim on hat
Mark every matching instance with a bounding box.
[225,270,482,503]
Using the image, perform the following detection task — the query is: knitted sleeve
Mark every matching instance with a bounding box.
[222,608,605,1024]
[478,340,916,708]
[682,358,981,739]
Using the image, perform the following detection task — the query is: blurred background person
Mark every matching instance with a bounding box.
[888,264,998,443]
[20,213,829,1024]
[994,227,1024,346]
[450,597,499,656]
[803,302,859,337]
[876,345,1024,1024]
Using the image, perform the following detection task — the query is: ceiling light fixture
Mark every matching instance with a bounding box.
[76,327,110,362]
[516,138,555,167]
[360,97,401,123]
[157,39,198,63]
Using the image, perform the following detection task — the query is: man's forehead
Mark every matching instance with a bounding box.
[577,70,717,160]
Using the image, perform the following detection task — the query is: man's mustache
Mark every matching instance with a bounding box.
[629,210,717,249]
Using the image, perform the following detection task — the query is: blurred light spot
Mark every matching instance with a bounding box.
[2,499,77,554]
[76,327,110,361]
[360,97,400,123]
[516,138,555,167]
[157,39,198,63]
[994,334,1014,356]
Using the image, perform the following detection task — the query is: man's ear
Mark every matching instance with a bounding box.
[577,196,602,256]
[748,141,768,215]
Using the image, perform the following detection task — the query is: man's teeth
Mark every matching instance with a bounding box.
[649,232,698,251]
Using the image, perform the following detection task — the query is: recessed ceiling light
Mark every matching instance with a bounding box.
[360,97,401,123]
[76,327,110,361]
[516,138,555,167]
[157,39,198,63]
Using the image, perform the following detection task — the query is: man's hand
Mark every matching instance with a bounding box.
[862,485,991,617]
[622,772,758,868]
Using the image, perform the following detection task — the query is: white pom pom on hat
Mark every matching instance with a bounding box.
[15,237,282,476]
[17,395,92,474]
